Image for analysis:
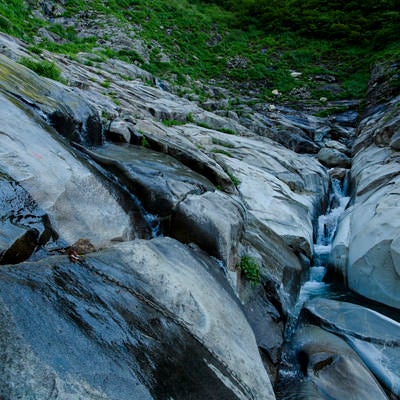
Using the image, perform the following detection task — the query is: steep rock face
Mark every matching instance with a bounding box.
[0,238,275,400]
[330,63,400,308]
[0,53,102,145]
[0,92,135,247]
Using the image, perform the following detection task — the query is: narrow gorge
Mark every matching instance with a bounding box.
[0,24,399,400]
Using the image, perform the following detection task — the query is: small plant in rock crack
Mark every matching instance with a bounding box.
[237,256,261,286]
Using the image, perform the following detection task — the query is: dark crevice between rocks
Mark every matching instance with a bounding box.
[0,178,58,265]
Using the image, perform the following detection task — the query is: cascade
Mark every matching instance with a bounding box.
[283,172,350,333]
[276,170,350,396]
[294,173,350,314]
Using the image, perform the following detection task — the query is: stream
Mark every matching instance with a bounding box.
[276,169,400,400]
[276,171,351,398]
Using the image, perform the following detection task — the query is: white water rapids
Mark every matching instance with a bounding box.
[292,173,350,322]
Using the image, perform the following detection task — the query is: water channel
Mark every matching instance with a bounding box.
[275,171,351,398]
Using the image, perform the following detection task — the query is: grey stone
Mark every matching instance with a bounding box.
[303,298,400,396]
[318,147,351,168]
[0,238,275,399]
[0,93,133,248]
[292,324,388,400]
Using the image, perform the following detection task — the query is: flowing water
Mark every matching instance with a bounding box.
[294,175,350,316]
[276,172,350,398]
[283,173,350,336]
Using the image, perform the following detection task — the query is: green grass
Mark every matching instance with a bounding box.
[1,0,398,104]
[18,57,63,81]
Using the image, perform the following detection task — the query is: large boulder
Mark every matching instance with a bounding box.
[172,125,328,258]
[291,324,388,400]
[0,53,102,145]
[317,147,351,168]
[76,142,215,218]
[171,190,245,269]
[303,298,400,397]
[0,92,137,248]
[329,66,400,308]
[0,237,275,400]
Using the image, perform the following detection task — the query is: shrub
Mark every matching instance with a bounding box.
[237,256,261,286]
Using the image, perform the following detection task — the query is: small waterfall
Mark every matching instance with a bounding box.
[276,171,350,398]
[293,173,350,315]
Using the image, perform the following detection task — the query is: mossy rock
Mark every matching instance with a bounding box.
[0,53,102,145]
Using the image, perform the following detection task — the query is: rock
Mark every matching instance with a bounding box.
[333,110,359,126]
[303,298,400,396]
[318,147,351,168]
[324,139,351,155]
[0,177,55,264]
[244,213,303,313]
[390,130,400,150]
[292,324,388,400]
[171,191,245,269]
[364,62,400,109]
[242,287,285,376]
[0,237,276,399]
[174,125,328,258]
[329,167,348,181]
[330,86,400,307]
[71,238,97,254]
[135,120,236,192]
[0,54,103,146]
[78,142,215,219]
[0,93,136,248]
[105,119,134,143]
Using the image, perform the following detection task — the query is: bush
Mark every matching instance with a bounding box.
[237,256,261,285]
[19,57,63,81]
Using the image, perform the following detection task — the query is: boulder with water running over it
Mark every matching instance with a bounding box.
[303,298,400,397]
[0,92,135,248]
[292,324,389,400]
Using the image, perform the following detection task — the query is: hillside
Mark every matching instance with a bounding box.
[0,0,399,109]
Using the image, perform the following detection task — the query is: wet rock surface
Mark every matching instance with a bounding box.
[291,325,389,400]
[331,70,400,308]
[303,298,400,397]
[0,53,102,145]
[0,29,399,400]
[0,237,275,400]
[0,177,54,264]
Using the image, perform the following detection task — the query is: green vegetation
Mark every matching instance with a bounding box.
[18,57,63,81]
[227,171,240,187]
[1,0,399,103]
[161,119,185,127]
[211,148,233,157]
[202,0,400,48]
[237,255,261,286]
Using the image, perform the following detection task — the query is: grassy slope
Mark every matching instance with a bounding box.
[0,0,398,105]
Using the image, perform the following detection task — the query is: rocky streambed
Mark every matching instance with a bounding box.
[0,31,399,399]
